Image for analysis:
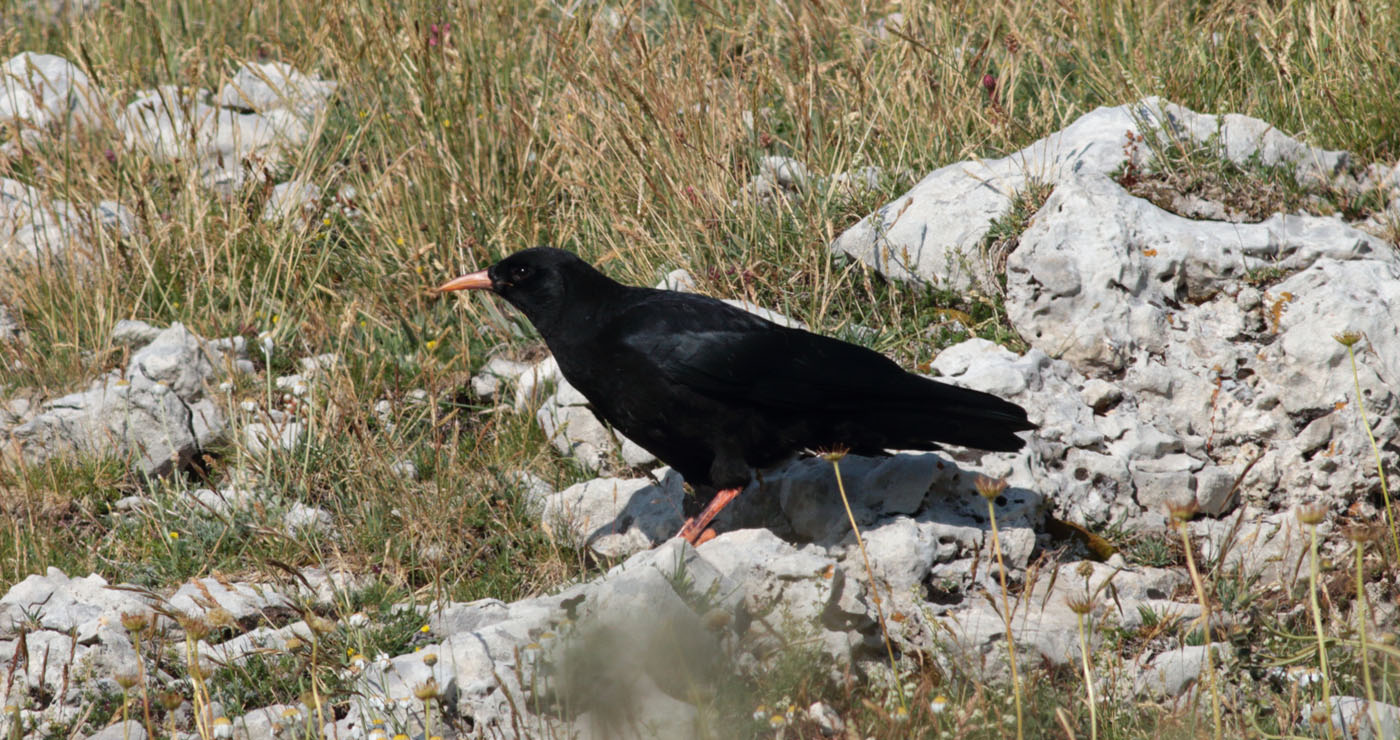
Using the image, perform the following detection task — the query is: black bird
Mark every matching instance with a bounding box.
[438,248,1034,544]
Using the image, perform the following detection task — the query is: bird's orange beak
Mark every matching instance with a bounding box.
[435,269,493,293]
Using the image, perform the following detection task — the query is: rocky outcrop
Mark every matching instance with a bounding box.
[2,322,244,477]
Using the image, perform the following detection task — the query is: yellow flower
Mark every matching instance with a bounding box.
[425,340,439,351]
[419,624,430,633]
[396,237,405,246]
[168,531,180,540]
[322,217,331,226]
[441,119,451,128]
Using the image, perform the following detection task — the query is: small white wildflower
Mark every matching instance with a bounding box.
[212,717,233,739]
[930,695,949,714]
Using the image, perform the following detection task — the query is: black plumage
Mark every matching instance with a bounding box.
[438,247,1035,542]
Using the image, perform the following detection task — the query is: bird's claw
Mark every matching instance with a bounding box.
[676,519,718,546]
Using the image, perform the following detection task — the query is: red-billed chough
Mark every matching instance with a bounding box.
[438,247,1035,545]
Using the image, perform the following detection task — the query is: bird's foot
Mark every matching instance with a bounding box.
[674,487,742,546]
[675,521,718,546]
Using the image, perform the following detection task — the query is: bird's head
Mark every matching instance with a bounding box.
[436,247,614,335]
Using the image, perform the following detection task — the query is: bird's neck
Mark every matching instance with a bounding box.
[528,274,636,346]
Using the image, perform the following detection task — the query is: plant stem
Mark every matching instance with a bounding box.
[184,636,211,740]
[987,498,1025,740]
[1356,540,1382,735]
[1346,344,1399,557]
[829,458,907,714]
[1306,523,1336,740]
[1076,611,1098,740]
[1176,519,1222,740]
[131,630,153,737]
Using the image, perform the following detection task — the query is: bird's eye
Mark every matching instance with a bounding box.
[510,265,532,281]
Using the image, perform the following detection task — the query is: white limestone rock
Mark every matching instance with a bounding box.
[0,53,105,129]
[541,470,686,558]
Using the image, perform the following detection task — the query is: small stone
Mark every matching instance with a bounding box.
[1137,643,1232,698]
[244,421,305,454]
[759,155,811,191]
[283,503,333,536]
[389,458,418,481]
[1079,378,1122,413]
[110,319,160,347]
[87,720,148,740]
[808,701,844,736]
[1194,466,1238,515]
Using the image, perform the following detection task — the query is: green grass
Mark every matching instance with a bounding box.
[2,0,1400,737]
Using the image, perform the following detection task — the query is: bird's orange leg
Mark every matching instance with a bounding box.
[676,487,743,546]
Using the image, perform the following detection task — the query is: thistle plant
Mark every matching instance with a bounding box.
[976,475,1023,740]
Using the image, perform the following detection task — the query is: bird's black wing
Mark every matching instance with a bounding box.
[609,291,1034,451]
